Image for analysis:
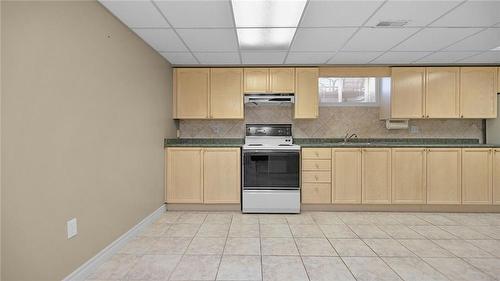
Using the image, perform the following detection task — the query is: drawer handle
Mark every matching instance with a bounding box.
[315,152,319,156]
[315,163,319,168]
[315,175,319,180]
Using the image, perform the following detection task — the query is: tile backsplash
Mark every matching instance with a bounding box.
[179,106,483,141]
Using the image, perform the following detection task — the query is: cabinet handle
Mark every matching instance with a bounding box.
[315,175,319,180]
[315,164,319,168]
[426,115,429,118]
[461,115,464,118]
[315,152,319,156]
[422,114,425,118]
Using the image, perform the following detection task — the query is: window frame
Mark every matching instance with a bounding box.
[318,76,382,107]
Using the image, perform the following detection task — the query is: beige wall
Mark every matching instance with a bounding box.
[180,106,483,141]
[1,1,176,280]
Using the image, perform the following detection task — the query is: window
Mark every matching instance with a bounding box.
[319,77,386,106]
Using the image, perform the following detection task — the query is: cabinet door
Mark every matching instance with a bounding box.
[244,68,269,93]
[462,148,492,204]
[460,67,498,118]
[332,148,362,204]
[203,148,241,204]
[294,68,319,119]
[270,68,295,93]
[426,149,461,204]
[425,67,460,118]
[391,67,425,119]
[497,67,500,93]
[174,68,210,119]
[210,68,244,119]
[166,148,203,203]
[494,149,500,205]
[362,148,391,204]
[391,148,426,204]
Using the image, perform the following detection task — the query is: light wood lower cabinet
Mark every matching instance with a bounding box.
[166,148,203,203]
[166,147,240,204]
[462,148,492,204]
[203,148,241,204]
[391,148,426,204]
[302,148,331,204]
[426,148,462,204]
[362,148,392,204]
[494,149,500,205]
[332,148,362,204]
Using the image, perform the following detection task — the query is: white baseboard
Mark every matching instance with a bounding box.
[63,204,166,281]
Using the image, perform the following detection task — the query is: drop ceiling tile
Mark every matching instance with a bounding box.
[365,0,461,27]
[371,52,431,64]
[154,0,234,28]
[160,52,198,65]
[291,28,357,52]
[342,28,419,51]
[177,29,238,52]
[99,0,169,28]
[133,29,187,52]
[445,28,500,51]
[393,28,482,51]
[285,52,334,64]
[300,0,384,27]
[241,52,287,64]
[416,51,480,63]
[194,52,241,64]
[459,51,500,63]
[431,1,500,27]
[327,52,383,64]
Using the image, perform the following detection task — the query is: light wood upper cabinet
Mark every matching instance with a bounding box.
[270,68,295,93]
[460,67,498,118]
[426,148,461,204]
[391,67,425,119]
[332,148,362,204]
[497,67,500,93]
[462,148,492,205]
[166,148,203,203]
[244,68,269,93]
[362,148,391,204]
[203,148,241,204]
[294,68,319,119]
[425,67,460,118]
[494,149,500,205]
[210,68,244,119]
[174,68,210,119]
[391,148,426,204]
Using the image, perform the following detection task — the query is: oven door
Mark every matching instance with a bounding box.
[243,150,300,190]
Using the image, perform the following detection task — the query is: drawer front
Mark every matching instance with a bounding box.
[302,183,331,204]
[302,148,332,159]
[302,171,331,183]
[302,159,331,171]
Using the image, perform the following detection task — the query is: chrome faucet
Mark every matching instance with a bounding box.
[343,130,358,143]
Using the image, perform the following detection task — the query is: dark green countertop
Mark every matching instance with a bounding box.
[165,138,500,148]
[165,138,244,147]
[295,138,500,148]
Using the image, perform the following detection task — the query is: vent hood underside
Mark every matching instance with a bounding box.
[244,94,295,106]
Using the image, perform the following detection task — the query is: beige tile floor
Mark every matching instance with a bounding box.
[87,211,500,281]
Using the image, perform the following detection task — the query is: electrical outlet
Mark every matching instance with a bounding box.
[67,218,77,239]
[410,126,419,134]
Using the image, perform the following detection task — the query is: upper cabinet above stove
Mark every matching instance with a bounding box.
[244,68,295,94]
[173,67,320,120]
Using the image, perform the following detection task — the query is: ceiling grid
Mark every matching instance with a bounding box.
[99,0,500,65]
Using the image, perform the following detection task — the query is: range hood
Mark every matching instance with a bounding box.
[244,94,295,106]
